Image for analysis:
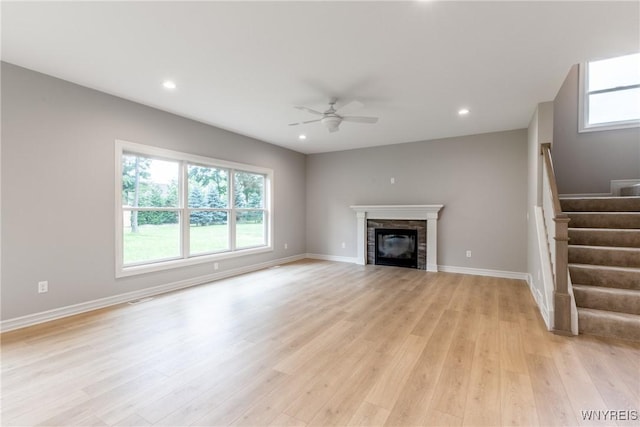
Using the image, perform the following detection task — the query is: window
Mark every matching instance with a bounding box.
[116,140,272,277]
[579,52,640,132]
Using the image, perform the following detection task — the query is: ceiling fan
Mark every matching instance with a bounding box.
[288,99,378,133]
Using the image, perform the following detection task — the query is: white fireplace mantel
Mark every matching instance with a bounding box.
[350,205,444,272]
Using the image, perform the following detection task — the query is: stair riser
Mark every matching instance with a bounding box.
[567,213,640,229]
[578,310,640,341]
[569,229,640,248]
[569,247,640,268]
[570,266,640,290]
[561,197,640,212]
[573,288,640,315]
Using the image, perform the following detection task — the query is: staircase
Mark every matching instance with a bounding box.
[560,196,640,341]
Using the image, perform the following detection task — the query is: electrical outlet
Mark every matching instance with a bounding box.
[466,250,472,258]
[390,177,395,184]
[341,242,346,249]
[38,281,48,293]
[284,243,288,250]
[214,263,219,270]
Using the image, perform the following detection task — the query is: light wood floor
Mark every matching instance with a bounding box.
[2,260,639,427]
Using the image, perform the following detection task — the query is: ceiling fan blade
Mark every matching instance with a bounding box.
[295,106,323,116]
[288,119,321,127]
[342,116,378,124]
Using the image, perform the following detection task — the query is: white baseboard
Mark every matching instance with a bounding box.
[438,265,529,281]
[0,254,530,333]
[305,253,358,264]
[527,273,551,330]
[304,254,528,281]
[0,254,306,333]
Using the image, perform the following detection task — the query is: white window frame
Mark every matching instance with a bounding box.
[579,60,640,133]
[115,140,273,278]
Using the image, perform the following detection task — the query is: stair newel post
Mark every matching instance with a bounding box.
[553,214,572,334]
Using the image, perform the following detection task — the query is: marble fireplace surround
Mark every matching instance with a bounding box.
[350,205,444,272]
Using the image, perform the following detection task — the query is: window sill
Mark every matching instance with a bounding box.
[116,245,273,278]
[579,120,640,133]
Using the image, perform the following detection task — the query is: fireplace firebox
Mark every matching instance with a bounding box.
[374,228,418,268]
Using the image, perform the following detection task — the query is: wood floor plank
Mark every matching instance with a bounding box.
[384,308,462,426]
[462,356,501,426]
[347,402,391,427]
[1,260,638,427]
[500,369,539,426]
[499,320,528,374]
[526,353,578,426]
[364,334,427,409]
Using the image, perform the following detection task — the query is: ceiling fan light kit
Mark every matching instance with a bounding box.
[321,116,342,132]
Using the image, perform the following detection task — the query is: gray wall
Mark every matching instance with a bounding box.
[553,64,640,194]
[306,130,528,273]
[1,62,307,320]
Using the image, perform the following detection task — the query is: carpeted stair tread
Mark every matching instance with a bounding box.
[568,245,640,268]
[577,308,640,342]
[565,212,640,229]
[621,185,640,197]
[568,228,640,248]
[560,196,640,212]
[573,285,640,315]
[569,264,640,290]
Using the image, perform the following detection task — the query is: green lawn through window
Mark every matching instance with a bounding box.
[123,223,265,265]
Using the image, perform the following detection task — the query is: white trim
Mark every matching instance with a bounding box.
[117,246,273,277]
[535,206,554,331]
[1,254,306,333]
[115,139,274,278]
[437,265,528,281]
[1,255,535,333]
[350,204,444,272]
[611,179,640,196]
[526,272,551,330]
[303,255,527,281]
[305,253,358,264]
[116,140,273,175]
[578,61,640,133]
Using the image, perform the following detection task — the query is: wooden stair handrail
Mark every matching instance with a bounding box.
[541,143,572,335]
[541,143,564,217]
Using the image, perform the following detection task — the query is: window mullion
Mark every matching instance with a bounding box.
[229,169,236,251]
[588,83,640,96]
[181,160,190,259]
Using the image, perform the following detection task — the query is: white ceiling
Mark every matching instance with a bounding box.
[2,1,639,154]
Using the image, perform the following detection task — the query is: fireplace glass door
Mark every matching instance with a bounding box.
[374,228,418,268]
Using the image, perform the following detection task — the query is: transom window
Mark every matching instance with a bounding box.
[116,140,272,277]
[579,52,640,132]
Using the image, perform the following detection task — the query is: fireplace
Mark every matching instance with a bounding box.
[375,228,418,268]
[351,205,444,272]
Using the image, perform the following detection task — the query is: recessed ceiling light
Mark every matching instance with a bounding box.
[298,134,307,140]
[458,108,470,116]
[162,80,176,90]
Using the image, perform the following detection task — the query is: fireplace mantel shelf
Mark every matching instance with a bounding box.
[350,204,444,272]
